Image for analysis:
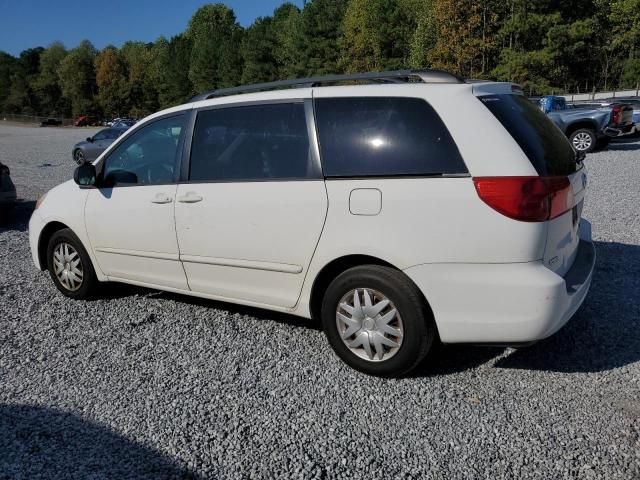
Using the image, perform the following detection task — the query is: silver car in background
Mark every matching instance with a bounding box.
[72,127,127,164]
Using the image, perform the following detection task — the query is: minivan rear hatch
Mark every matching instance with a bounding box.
[477,91,585,277]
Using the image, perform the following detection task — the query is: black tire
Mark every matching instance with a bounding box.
[568,128,597,153]
[321,265,436,377]
[73,149,85,164]
[46,228,98,299]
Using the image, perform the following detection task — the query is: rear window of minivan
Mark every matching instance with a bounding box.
[479,94,578,176]
[314,97,466,177]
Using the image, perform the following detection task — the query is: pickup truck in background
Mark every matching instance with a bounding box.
[535,95,634,152]
[570,97,640,138]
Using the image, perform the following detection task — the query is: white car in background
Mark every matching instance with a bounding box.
[29,70,596,377]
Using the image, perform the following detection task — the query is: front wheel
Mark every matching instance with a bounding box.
[321,265,435,377]
[569,128,597,153]
[73,149,85,164]
[46,228,98,299]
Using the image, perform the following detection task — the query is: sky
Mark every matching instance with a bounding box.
[0,0,305,56]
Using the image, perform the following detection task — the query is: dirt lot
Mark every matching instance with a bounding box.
[0,123,639,479]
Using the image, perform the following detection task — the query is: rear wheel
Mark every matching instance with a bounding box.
[569,128,597,153]
[46,228,98,299]
[321,265,435,377]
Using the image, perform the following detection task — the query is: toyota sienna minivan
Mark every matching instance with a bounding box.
[29,69,595,377]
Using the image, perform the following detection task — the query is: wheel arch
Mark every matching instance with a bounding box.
[308,254,434,324]
[37,221,71,271]
[565,121,598,135]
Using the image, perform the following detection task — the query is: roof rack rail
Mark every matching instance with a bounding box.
[190,69,463,102]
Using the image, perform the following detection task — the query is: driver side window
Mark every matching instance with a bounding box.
[102,115,185,187]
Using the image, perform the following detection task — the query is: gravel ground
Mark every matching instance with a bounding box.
[0,123,639,479]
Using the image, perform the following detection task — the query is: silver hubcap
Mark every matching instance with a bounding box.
[572,132,592,151]
[336,288,404,362]
[53,242,83,291]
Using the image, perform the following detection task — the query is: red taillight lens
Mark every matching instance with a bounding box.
[473,176,572,222]
[612,105,621,124]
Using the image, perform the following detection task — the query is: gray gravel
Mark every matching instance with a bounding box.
[0,123,639,479]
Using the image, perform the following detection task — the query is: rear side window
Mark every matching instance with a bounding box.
[314,97,466,177]
[190,103,315,182]
[479,94,577,176]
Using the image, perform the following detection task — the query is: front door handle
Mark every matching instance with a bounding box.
[151,193,173,204]
[177,192,203,203]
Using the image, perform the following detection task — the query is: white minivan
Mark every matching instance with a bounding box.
[29,70,595,377]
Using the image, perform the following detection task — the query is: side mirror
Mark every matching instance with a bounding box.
[103,169,138,187]
[74,163,96,187]
[86,137,93,142]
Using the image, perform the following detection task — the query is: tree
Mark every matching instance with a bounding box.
[57,40,97,116]
[294,0,349,75]
[33,43,68,116]
[95,47,127,117]
[4,70,31,114]
[426,0,502,78]
[408,0,437,68]
[271,3,303,78]
[340,0,416,73]
[241,17,278,83]
[154,34,193,108]
[0,51,21,112]
[120,41,159,117]
[609,0,640,88]
[340,0,385,72]
[186,3,243,92]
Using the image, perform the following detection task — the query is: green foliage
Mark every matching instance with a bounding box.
[186,3,242,91]
[241,17,278,84]
[2,0,640,117]
[271,3,302,78]
[33,43,68,115]
[57,40,97,116]
[0,51,21,111]
[154,35,194,108]
[340,0,415,72]
[295,0,349,75]
[95,47,127,116]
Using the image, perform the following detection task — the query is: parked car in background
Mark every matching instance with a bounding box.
[39,118,62,127]
[72,127,127,164]
[111,119,136,129]
[0,161,17,219]
[30,70,595,377]
[537,95,634,152]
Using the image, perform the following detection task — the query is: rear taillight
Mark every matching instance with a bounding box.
[473,176,572,222]
[612,105,622,125]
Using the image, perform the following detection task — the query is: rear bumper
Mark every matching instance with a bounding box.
[404,226,596,344]
[604,123,634,137]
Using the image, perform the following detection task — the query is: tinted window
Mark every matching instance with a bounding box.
[314,97,466,177]
[102,115,185,187]
[190,103,314,182]
[105,128,122,139]
[479,94,577,176]
[93,129,109,141]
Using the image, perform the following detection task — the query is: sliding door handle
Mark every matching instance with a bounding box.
[150,193,173,204]
[177,192,203,203]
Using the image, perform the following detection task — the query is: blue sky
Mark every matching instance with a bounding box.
[0,0,305,56]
